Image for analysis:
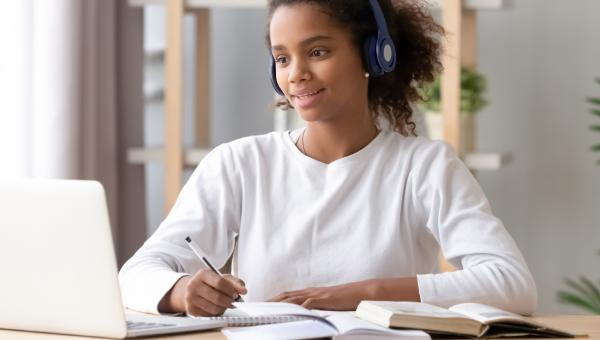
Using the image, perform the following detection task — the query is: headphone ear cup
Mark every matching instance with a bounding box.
[269,57,284,96]
[377,38,396,72]
[363,35,384,76]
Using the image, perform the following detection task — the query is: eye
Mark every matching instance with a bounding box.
[274,55,288,65]
[310,48,328,57]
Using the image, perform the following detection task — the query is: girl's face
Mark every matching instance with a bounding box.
[270,4,369,123]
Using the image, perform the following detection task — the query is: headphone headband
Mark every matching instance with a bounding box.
[368,0,391,38]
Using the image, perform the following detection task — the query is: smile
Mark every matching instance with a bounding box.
[293,89,324,99]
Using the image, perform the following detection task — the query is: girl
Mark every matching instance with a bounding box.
[119,0,537,317]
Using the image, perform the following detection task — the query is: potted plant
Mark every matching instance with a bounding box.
[587,78,600,165]
[418,67,488,151]
[556,250,600,314]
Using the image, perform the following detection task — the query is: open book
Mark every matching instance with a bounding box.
[218,302,431,340]
[355,301,576,338]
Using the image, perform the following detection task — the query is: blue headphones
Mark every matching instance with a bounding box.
[269,0,397,96]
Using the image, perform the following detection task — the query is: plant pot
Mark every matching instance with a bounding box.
[425,111,476,153]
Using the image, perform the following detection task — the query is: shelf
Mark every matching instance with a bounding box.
[144,44,165,60]
[129,0,505,10]
[128,148,211,166]
[464,152,511,171]
[144,82,164,101]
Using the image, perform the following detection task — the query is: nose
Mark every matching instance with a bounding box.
[287,58,311,85]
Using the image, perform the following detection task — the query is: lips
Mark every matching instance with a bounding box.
[292,89,324,99]
[290,88,325,109]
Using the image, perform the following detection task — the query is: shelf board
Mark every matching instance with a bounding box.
[463,152,511,171]
[144,83,165,101]
[128,148,211,166]
[129,0,504,10]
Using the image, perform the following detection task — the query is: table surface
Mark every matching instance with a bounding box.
[0,315,598,340]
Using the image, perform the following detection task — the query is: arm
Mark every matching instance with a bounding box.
[118,144,243,315]
[269,277,420,310]
[413,142,537,315]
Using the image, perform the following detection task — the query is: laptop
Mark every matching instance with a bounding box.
[0,179,225,338]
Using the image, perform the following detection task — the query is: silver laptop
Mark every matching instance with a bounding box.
[0,179,225,338]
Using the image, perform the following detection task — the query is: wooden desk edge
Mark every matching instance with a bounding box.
[0,315,598,340]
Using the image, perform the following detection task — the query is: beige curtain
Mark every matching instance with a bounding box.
[0,0,146,265]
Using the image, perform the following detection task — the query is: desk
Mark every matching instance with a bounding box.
[0,315,598,339]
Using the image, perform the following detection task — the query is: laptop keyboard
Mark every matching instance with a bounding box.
[126,320,176,330]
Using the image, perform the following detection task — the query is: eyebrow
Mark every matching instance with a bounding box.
[271,35,333,52]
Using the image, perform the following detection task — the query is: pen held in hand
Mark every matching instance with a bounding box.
[184,236,245,302]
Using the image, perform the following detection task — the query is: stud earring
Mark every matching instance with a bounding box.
[364,72,370,78]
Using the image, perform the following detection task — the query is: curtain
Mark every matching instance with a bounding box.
[0,0,147,265]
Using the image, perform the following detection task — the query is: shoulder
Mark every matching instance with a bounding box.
[381,130,457,167]
[221,131,289,160]
[202,131,290,170]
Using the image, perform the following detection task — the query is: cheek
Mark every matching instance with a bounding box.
[275,68,289,92]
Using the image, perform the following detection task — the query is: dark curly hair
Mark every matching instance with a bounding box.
[266,0,444,136]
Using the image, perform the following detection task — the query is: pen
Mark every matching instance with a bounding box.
[184,236,244,302]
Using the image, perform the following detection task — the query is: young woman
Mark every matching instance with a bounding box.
[119,0,537,317]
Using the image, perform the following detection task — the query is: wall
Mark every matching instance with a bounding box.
[477,0,600,313]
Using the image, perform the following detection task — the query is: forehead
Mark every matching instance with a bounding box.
[269,3,347,48]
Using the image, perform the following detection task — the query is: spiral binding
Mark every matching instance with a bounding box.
[208,315,310,327]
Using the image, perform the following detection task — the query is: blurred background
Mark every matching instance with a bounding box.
[0,0,598,315]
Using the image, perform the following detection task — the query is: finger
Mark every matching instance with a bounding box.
[201,271,239,298]
[195,282,235,308]
[302,297,324,310]
[186,303,211,317]
[268,290,296,302]
[224,274,248,294]
[188,295,226,316]
[282,295,308,306]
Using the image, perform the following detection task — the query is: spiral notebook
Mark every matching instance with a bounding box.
[198,303,315,327]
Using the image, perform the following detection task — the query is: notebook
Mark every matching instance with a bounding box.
[202,307,311,326]
[214,302,431,340]
[0,179,225,338]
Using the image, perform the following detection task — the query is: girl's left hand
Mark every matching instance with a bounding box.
[267,281,374,310]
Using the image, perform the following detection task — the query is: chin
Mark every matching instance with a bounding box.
[296,107,334,123]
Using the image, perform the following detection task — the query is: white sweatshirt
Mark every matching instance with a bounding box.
[118,129,537,315]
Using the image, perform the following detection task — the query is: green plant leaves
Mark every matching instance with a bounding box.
[418,67,488,114]
[557,251,600,314]
[557,291,600,314]
[587,98,600,106]
[557,277,600,314]
[588,80,600,164]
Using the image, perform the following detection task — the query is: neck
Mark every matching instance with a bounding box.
[299,114,379,164]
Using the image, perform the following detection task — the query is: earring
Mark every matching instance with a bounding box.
[364,72,370,78]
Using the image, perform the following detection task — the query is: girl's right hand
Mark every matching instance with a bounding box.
[159,269,247,316]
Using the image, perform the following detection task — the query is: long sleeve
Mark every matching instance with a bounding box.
[118,144,241,314]
[413,142,537,315]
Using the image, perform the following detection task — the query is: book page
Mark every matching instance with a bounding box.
[327,313,431,338]
[232,302,319,318]
[448,303,532,325]
[370,301,465,318]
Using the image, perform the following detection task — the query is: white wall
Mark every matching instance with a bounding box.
[143,1,600,313]
[476,0,600,313]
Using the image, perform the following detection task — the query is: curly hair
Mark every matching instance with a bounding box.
[266,0,444,136]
